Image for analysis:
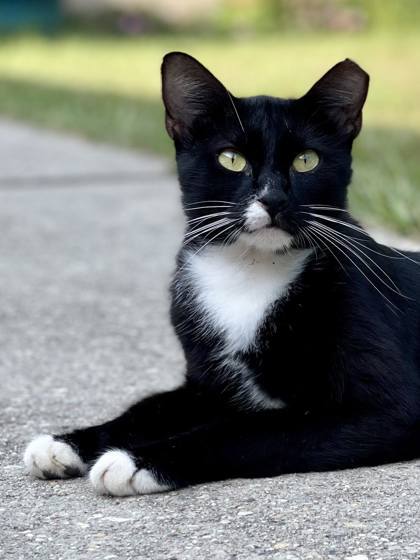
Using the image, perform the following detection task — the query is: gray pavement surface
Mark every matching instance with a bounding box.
[1,118,419,560]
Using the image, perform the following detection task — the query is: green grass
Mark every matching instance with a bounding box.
[0,31,419,235]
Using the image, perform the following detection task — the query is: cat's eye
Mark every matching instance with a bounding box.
[292,150,319,173]
[218,150,247,173]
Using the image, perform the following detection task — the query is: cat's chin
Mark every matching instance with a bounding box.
[238,227,293,253]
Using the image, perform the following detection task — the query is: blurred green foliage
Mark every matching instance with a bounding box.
[4,0,412,36]
[215,0,420,32]
[345,0,420,29]
[57,0,420,35]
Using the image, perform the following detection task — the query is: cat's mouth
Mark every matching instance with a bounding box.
[240,201,294,252]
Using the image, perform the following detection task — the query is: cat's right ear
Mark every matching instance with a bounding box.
[302,59,369,139]
[161,52,231,140]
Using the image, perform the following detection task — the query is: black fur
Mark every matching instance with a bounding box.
[53,53,420,490]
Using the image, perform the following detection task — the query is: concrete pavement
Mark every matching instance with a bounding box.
[1,119,419,560]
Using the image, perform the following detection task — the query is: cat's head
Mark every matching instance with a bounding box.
[161,52,369,253]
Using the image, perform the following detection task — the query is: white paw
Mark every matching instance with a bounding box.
[23,434,87,479]
[89,450,170,496]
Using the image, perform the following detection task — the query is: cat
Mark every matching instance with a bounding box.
[24,52,420,496]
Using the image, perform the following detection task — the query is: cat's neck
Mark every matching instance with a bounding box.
[181,241,313,355]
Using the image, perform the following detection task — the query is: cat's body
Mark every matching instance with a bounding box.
[24,53,420,495]
[173,243,312,410]
[175,241,420,418]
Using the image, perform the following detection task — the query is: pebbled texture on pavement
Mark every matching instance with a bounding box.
[1,120,419,560]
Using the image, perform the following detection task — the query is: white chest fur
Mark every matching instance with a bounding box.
[186,243,312,354]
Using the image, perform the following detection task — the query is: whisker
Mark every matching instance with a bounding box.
[309,220,405,297]
[295,229,313,253]
[176,210,243,281]
[185,216,234,234]
[307,223,401,313]
[298,229,317,259]
[332,233,405,261]
[185,205,236,212]
[175,221,240,279]
[300,211,368,235]
[186,217,240,238]
[308,221,401,294]
[224,225,242,247]
[381,245,420,266]
[226,91,246,135]
[184,218,235,244]
[186,211,233,225]
[303,205,350,213]
[189,221,240,259]
[304,226,348,274]
[301,209,420,265]
[295,230,315,260]
[307,223,399,312]
[236,238,253,262]
[184,219,236,242]
[184,200,235,207]
[304,227,331,265]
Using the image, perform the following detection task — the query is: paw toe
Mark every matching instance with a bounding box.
[89,450,169,496]
[89,450,138,496]
[23,434,86,479]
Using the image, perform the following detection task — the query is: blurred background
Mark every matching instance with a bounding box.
[0,0,419,235]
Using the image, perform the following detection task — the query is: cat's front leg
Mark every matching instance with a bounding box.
[86,410,417,495]
[23,384,222,480]
[86,413,275,495]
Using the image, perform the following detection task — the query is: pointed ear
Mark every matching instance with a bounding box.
[303,59,369,138]
[161,52,233,140]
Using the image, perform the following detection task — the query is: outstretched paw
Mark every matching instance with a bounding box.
[89,450,169,496]
[24,434,87,479]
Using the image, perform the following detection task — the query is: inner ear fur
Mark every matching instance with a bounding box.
[161,51,234,140]
[303,59,369,138]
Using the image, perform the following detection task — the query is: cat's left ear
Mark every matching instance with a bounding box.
[303,59,369,138]
[161,52,234,140]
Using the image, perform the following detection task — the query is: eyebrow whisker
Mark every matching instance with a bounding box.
[226,90,246,136]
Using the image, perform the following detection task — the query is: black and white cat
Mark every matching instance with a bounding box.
[24,52,420,496]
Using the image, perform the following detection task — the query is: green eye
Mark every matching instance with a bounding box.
[292,150,319,173]
[218,150,247,173]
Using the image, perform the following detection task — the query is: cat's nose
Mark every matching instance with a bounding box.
[257,189,288,220]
